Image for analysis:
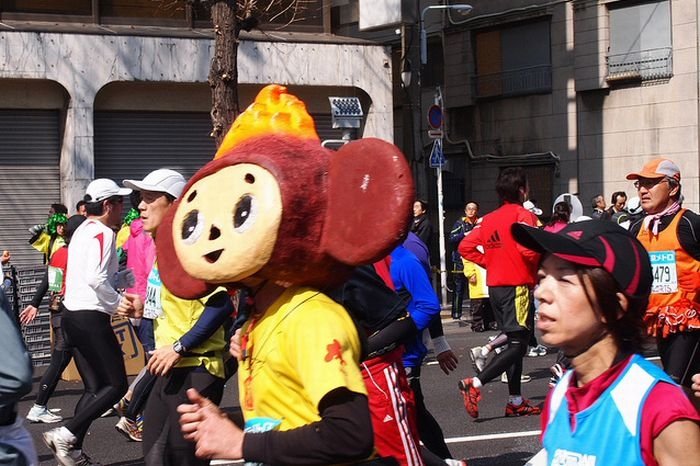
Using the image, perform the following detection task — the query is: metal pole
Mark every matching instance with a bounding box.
[436,159,448,307]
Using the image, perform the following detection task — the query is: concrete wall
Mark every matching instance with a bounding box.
[0,31,394,210]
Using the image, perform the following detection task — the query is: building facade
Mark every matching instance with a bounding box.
[0,1,394,266]
[335,0,699,225]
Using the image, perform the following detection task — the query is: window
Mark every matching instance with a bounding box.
[422,38,444,87]
[474,19,552,98]
[100,0,187,23]
[607,0,672,82]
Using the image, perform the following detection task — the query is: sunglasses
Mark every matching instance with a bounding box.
[633,178,669,190]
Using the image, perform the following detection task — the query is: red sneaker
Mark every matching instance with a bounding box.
[458,378,482,418]
[504,399,541,417]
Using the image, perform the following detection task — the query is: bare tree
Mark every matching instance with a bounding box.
[191,0,320,147]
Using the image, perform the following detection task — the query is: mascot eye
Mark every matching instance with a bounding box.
[181,210,204,245]
[233,195,256,232]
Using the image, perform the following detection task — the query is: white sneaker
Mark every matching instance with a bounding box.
[27,404,63,423]
[469,346,487,373]
[500,372,532,383]
[43,427,77,466]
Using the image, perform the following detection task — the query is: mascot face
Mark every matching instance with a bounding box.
[173,164,283,283]
[156,84,415,299]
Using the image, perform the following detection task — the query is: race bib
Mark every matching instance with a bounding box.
[47,265,63,293]
[649,250,678,294]
[143,267,163,319]
[244,417,281,466]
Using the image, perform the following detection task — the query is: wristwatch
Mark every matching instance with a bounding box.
[173,340,186,355]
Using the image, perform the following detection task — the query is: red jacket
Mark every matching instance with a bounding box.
[458,202,540,287]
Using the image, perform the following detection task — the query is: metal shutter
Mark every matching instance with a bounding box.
[94,111,217,185]
[95,111,341,187]
[0,110,61,366]
[0,110,61,268]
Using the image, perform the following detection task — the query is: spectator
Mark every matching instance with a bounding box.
[29,211,68,264]
[75,200,87,217]
[513,220,700,465]
[411,199,432,248]
[448,202,479,320]
[590,194,608,220]
[606,191,627,218]
[627,158,700,399]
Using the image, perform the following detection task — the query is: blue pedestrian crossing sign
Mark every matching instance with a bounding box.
[429,139,445,168]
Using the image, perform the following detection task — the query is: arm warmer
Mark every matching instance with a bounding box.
[179,291,233,351]
[242,388,373,465]
[30,268,50,308]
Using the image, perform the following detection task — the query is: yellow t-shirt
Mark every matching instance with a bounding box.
[153,278,227,379]
[238,286,366,432]
[31,232,65,261]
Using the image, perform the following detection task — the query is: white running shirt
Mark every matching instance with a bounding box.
[63,219,121,315]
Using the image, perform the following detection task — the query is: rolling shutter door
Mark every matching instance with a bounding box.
[94,111,339,188]
[0,110,61,268]
[94,111,217,185]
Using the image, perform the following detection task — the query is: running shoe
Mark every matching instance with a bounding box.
[527,344,548,357]
[115,415,143,442]
[27,404,63,423]
[500,372,532,383]
[468,346,487,373]
[43,427,77,466]
[549,363,565,388]
[444,459,468,466]
[505,399,541,417]
[457,378,482,418]
[73,451,102,466]
[113,398,130,418]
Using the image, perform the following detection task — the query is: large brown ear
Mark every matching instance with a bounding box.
[156,199,216,300]
[322,138,414,265]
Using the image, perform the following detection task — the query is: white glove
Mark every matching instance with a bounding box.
[113,269,136,289]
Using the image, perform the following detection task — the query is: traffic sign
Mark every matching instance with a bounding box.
[427,104,443,129]
[429,140,445,168]
[428,129,443,139]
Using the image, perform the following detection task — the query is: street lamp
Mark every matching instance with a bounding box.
[420,4,473,65]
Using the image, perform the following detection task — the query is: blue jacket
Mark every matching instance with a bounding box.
[389,245,441,369]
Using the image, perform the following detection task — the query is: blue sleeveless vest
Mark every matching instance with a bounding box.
[543,354,675,466]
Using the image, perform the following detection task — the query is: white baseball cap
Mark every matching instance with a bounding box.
[85,178,132,203]
[123,169,186,199]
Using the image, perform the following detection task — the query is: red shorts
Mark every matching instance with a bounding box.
[361,347,424,466]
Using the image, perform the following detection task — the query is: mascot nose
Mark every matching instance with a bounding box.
[209,225,221,241]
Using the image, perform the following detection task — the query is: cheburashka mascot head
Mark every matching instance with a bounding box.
[157,84,414,299]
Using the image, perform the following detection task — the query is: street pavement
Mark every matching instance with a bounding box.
[19,316,556,465]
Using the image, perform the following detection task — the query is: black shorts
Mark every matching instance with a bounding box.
[489,285,533,333]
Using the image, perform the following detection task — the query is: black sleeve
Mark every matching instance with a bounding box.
[327,265,408,333]
[366,313,418,358]
[29,267,50,309]
[242,388,373,465]
[427,312,444,339]
[678,210,700,261]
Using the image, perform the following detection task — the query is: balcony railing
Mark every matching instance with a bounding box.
[606,47,673,82]
[474,65,552,98]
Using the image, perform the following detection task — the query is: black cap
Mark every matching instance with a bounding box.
[65,215,87,241]
[512,220,652,300]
